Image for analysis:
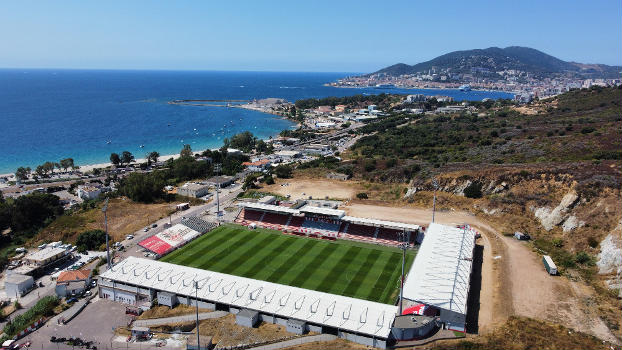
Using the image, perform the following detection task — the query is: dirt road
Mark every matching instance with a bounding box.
[342,202,619,342]
[263,179,358,200]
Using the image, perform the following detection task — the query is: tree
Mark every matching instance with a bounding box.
[274,164,293,179]
[356,192,368,199]
[60,158,74,171]
[180,144,193,159]
[121,151,135,165]
[42,161,55,175]
[35,165,46,178]
[15,167,30,181]
[76,229,108,252]
[110,153,121,166]
[10,193,63,232]
[147,151,160,166]
[118,172,166,203]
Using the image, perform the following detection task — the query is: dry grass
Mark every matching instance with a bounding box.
[33,197,178,245]
[138,305,212,320]
[261,178,359,201]
[281,338,370,350]
[426,316,619,350]
[195,314,295,347]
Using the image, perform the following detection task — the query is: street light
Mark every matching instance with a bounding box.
[102,198,110,269]
[194,281,200,350]
[432,178,439,223]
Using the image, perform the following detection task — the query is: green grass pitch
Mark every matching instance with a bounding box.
[161,224,416,304]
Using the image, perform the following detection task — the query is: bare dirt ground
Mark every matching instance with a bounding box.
[262,178,358,200]
[341,202,619,343]
[34,197,177,244]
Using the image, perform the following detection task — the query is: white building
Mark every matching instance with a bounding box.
[177,182,210,198]
[77,185,102,200]
[402,223,476,333]
[5,274,34,298]
[99,256,397,348]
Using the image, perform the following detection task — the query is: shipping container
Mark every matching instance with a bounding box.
[542,255,557,275]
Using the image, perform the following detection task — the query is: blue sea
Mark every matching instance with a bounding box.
[0,69,513,173]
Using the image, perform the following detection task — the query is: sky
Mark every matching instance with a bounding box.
[1,0,620,72]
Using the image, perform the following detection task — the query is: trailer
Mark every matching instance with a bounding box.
[542,255,557,275]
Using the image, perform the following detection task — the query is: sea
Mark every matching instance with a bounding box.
[0,69,513,174]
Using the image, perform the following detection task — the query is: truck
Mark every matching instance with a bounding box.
[542,255,557,275]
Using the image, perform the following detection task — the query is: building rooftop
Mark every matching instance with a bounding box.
[101,257,397,339]
[342,216,420,232]
[57,269,92,283]
[180,183,210,191]
[5,273,32,285]
[402,223,476,323]
[24,247,66,264]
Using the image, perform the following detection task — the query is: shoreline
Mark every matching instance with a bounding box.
[324,84,518,95]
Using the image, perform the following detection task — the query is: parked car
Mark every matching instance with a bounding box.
[143,227,149,232]
[151,223,157,228]
[126,235,134,240]
[66,297,78,304]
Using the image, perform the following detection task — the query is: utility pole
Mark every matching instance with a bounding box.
[213,163,222,222]
[194,281,200,350]
[399,229,409,315]
[102,198,111,269]
[432,178,439,223]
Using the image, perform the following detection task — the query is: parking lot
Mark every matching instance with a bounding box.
[22,298,134,350]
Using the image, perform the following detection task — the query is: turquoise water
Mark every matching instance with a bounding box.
[0,69,513,173]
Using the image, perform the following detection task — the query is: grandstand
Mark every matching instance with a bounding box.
[236,202,422,246]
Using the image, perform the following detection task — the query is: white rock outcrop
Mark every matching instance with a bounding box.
[597,221,622,275]
[533,190,579,231]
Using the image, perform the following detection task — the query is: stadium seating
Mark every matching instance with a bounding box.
[377,227,402,241]
[302,219,340,233]
[288,216,305,227]
[242,209,263,221]
[346,223,377,238]
[262,212,289,225]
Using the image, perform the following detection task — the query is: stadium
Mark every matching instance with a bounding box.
[99,200,478,348]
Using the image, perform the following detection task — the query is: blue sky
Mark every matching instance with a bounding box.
[1,0,620,72]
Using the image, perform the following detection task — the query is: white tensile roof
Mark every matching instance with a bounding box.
[101,257,397,339]
[236,202,299,215]
[298,205,345,218]
[342,216,421,232]
[402,223,475,317]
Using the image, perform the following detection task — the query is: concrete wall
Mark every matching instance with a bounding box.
[157,292,178,307]
[286,320,306,335]
[338,331,387,349]
[236,312,259,328]
[99,287,136,305]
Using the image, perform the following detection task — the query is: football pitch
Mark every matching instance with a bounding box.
[161,224,416,304]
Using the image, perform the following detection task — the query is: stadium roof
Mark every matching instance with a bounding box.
[101,257,397,339]
[299,206,345,218]
[342,216,421,231]
[237,202,300,215]
[402,223,476,318]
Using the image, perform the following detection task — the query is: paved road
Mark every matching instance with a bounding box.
[245,334,337,350]
[133,311,228,327]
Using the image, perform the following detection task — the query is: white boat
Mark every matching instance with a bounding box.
[459,84,472,91]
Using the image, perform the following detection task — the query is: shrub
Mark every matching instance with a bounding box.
[580,127,595,134]
[356,192,368,199]
[575,251,594,265]
[552,238,564,248]
[587,237,599,248]
[464,182,483,199]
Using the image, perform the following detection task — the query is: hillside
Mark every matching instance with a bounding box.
[336,86,622,341]
[372,46,621,78]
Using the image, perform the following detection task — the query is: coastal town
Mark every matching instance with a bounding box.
[329,69,622,101]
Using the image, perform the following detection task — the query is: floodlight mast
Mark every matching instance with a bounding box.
[399,229,409,315]
[102,198,110,269]
[432,178,439,223]
[214,163,222,222]
[194,280,200,349]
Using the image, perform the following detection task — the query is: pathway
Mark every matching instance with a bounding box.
[244,334,337,350]
[133,311,228,327]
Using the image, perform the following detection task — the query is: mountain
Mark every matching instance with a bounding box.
[372,46,621,78]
